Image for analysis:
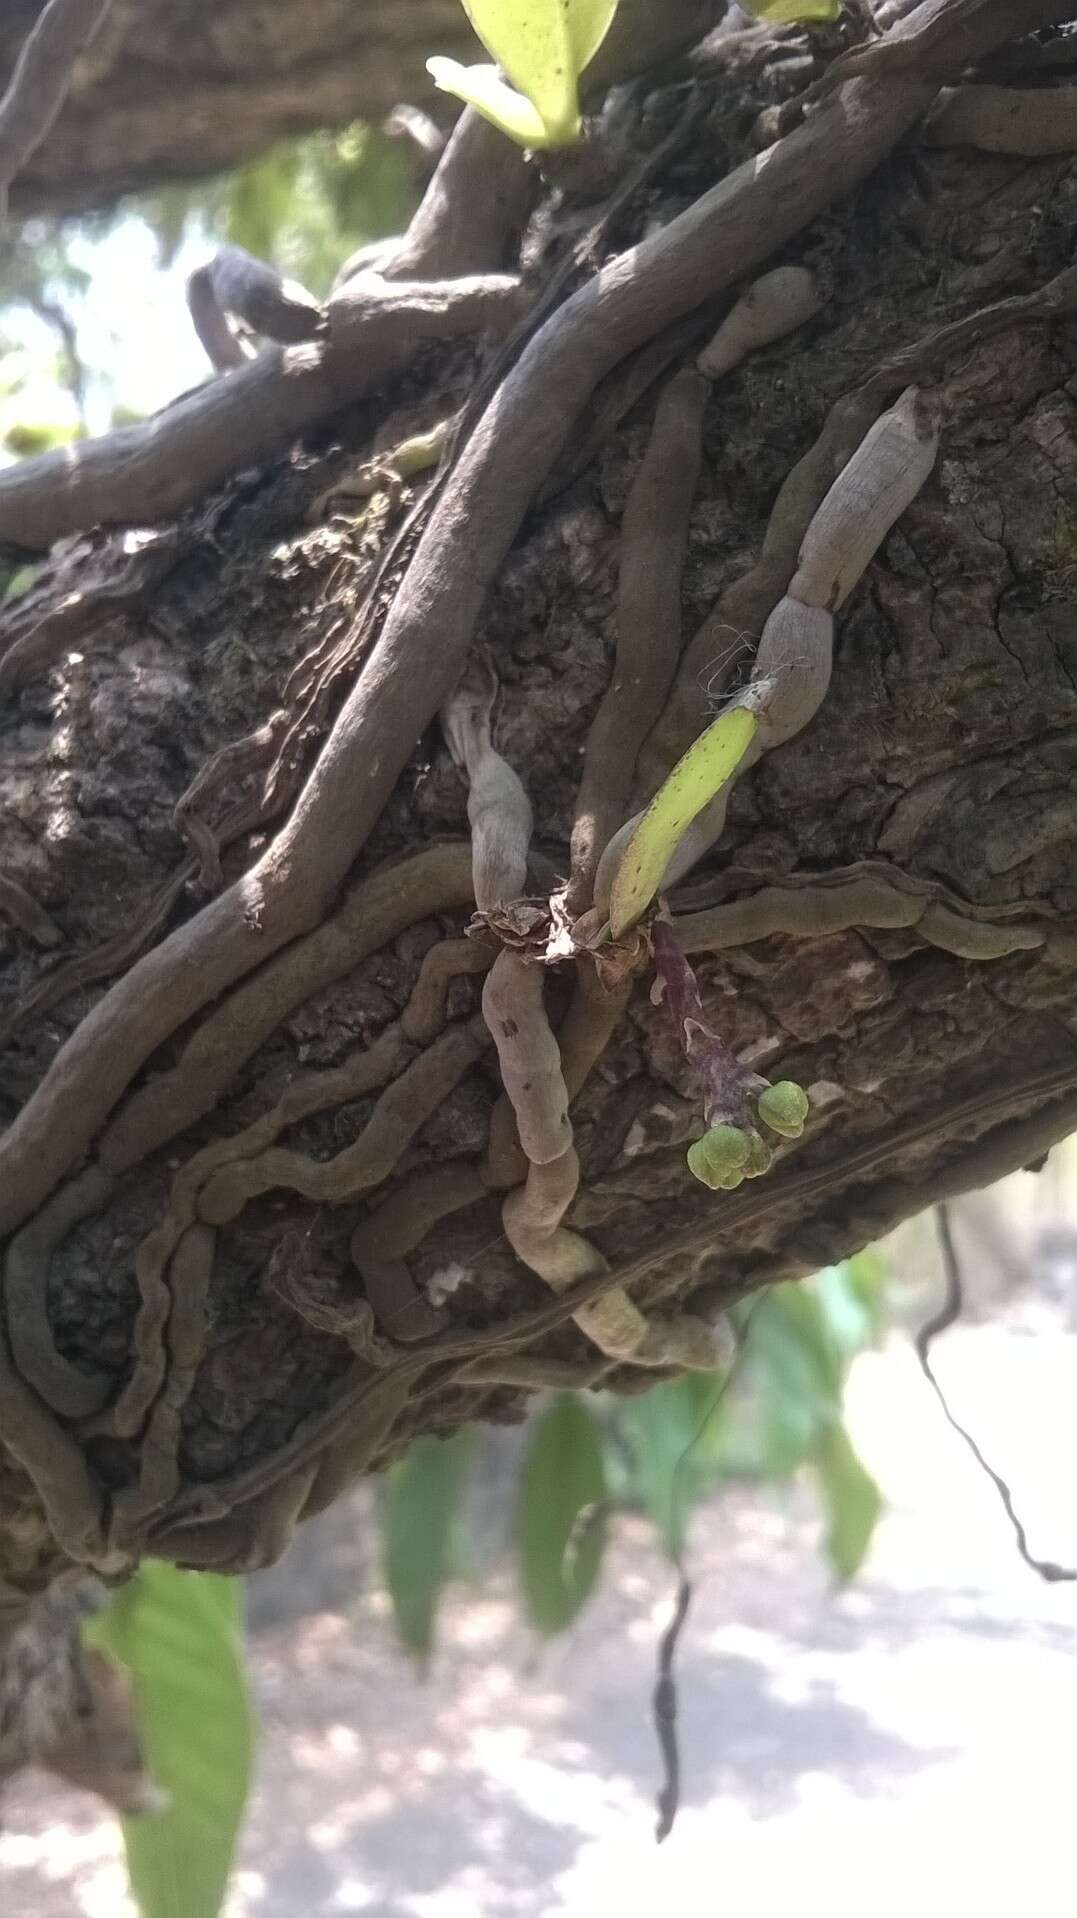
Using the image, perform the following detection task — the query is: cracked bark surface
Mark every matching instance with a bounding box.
[4,39,1077,1609]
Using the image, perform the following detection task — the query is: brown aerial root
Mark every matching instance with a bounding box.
[349,1164,488,1342]
[0,0,113,216]
[0,524,179,702]
[110,1023,409,1443]
[454,1352,613,1390]
[186,245,324,374]
[445,637,730,1367]
[640,258,1077,794]
[1,0,1052,1237]
[567,368,708,915]
[110,898,497,1440]
[152,1462,321,1573]
[401,937,495,1044]
[3,841,474,1224]
[0,269,525,551]
[925,81,1077,155]
[108,1221,216,1551]
[556,962,636,1105]
[673,875,1047,960]
[172,720,281,893]
[4,1167,114,1418]
[570,268,819,917]
[0,1314,114,1570]
[265,1232,392,1365]
[695,266,821,381]
[297,1371,417,1523]
[156,1052,1077,1545]
[0,873,61,947]
[596,384,941,907]
[196,1014,491,1223]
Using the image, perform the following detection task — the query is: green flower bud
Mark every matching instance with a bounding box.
[687,1124,750,1191]
[757,1080,810,1139]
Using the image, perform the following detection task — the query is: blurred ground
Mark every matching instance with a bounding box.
[3,1213,1077,1918]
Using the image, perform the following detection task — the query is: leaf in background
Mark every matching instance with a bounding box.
[609,707,758,937]
[224,146,304,266]
[384,1427,476,1665]
[812,1421,882,1581]
[4,418,79,456]
[812,1260,882,1361]
[518,1395,607,1635]
[616,1373,727,1558]
[86,1563,253,1918]
[842,1247,890,1332]
[732,1287,836,1477]
[459,0,619,145]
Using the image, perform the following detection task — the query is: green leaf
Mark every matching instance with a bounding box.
[518,1395,607,1635]
[731,1286,839,1477]
[86,1564,254,1918]
[811,1260,882,1362]
[616,1373,728,1558]
[383,1428,476,1664]
[427,60,552,146]
[224,146,303,266]
[459,0,619,145]
[739,0,840,22]
[4,418,79,456]
[812,1421,882,1581]
[609,707,758,937]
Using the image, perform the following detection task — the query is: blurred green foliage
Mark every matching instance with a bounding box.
[137,122,417,296]
[380,1254,888,1658]
[0,119,421,459]
[87,1564,254,1918]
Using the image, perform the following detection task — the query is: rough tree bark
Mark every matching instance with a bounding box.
[3,0,1077,1759]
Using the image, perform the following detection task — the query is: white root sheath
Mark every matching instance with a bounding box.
[750,599,835,752]
[503,1152,732,1369]
[697,266,821,380]
[441,661,532,909]
[482,952,571,1165]
[789,385,939,612]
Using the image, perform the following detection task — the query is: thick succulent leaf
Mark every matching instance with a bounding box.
[518,1395,607,1635]
[86,1564,253,1918]
[460,0,618,143]
[426,59,552,146]
[609,707,758,937]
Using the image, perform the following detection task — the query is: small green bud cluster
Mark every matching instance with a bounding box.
[686,1080,810,1192]
[756,1080,810,1139]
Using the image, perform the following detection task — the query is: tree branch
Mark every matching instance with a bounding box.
[0,270,524,552]
[0,0,111,216]
[0,0,1068,1238]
